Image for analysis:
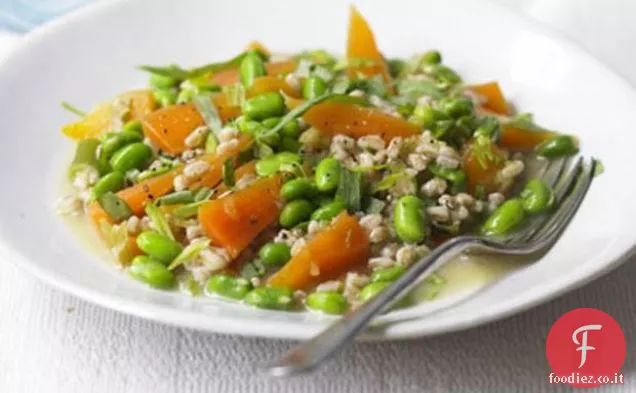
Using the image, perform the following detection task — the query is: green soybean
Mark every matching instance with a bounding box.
[240,52,267,88]
[154,88,178,107]
[90,171,125,202]
[123,119,143,134]
[100,130,144,159]
[281,178,318,201]
[279,199,315,228]
[255,152,301,176]
[306,291,348,315]
[281,137,300,153]
[371,266,406,283]
[281,119,301,138]
[358,281,391,302]
[536,135,579,158]
[410,105,439,128]
[311,200,346,221]
[244,287,295,310]
[109,142,153,173]
[421,50,442,65]
[315,158,341,192]
[520,179,554,214]
[149,73,178,89]
[129,259,176,289]
[131,255,153,265]
[258,242,292,266]
[242,92,285,120]
[98,192,133,221]
[438,97,473,118]
[136,231,183,265]
[394,195,427,243]
[303,76,328,100]
[207,274,252,300]
[481,198,526,236]
[262,117,281,129]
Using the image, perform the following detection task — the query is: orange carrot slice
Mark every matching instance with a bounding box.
[499,125,556,151]
[268,212,369,290]
[303,101,419,142]
[141,95,240,155]
[463,142,507,194]
[347,6,392,84]
[249,76,300,98]
[198,175,283,259]
[469,82,509,115]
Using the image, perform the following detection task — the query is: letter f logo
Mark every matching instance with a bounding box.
[572,324,602,368]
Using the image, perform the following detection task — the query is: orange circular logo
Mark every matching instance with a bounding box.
[546,308,626,388]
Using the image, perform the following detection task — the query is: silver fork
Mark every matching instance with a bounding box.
[261,156,597,377]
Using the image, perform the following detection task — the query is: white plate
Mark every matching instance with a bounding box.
[0,0,634,340]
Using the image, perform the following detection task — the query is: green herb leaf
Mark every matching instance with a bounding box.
[397,79,445,100]
[240,259,267,280]
[337,167,364,212]
[173,201,208,219]
[222,83,246,107]
[168,238,211,270]
[223,158,235,187]
[257,93,335,141]
[366,198,386,214]
[98,192,133,222]
[61,101,87,117]
[156,190,194,206]
[428,163,467,194]
[350,164,388,172]
[192,94,223,135]
[138,64,191,80]
[145,202,175,240]
[371,172,407,193]
[194,187,214,202]
[333,57,378,72]
[503,113,555,133]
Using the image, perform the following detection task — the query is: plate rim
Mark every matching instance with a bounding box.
[1,0,635,340]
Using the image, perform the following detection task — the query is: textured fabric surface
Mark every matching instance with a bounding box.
[1,0,636,392]
[1,259,634,392]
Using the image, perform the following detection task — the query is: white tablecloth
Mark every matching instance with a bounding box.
[1,1,635,392]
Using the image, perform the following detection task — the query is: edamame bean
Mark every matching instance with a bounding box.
[306,291,348,314]
[438,97,473,118]
[421,50,442,65]
[279,199,315,228]
[358,281,391,302]
[481,198,526,236]
[131,255,153,265]
[261,117,281,129]
[394,195,427,243]
[520,179,554,214]
[157,190,194,205]
[536,135,579,158]
[129,259,176,289]
[371,266,406,283]
[303,76,327,100]
[244,286,295,310]
[281,119,301,138]
[255,152,301,176]
[237,119,263,135]
[388,58,406,78]
[136,231,183,265]
[410,105,439,128]
[315,158,341,192]
[123,119,143,134]
[90,171,125,202]
[311,200,346,221]
[100,130,144,159]
[149,73,178,89]
[242,92,285,120]
[153,88,178,107]
[424,64,461,86]
[281,137,300,153]
[109,142,153,173]
[281,178,318,201]
[258,242,292,266]
[207,274,252,300]
[240,52,267,88]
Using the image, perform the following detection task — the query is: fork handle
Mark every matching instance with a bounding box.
[261,236,481,377]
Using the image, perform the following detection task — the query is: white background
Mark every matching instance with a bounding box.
[1,0,635,391]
